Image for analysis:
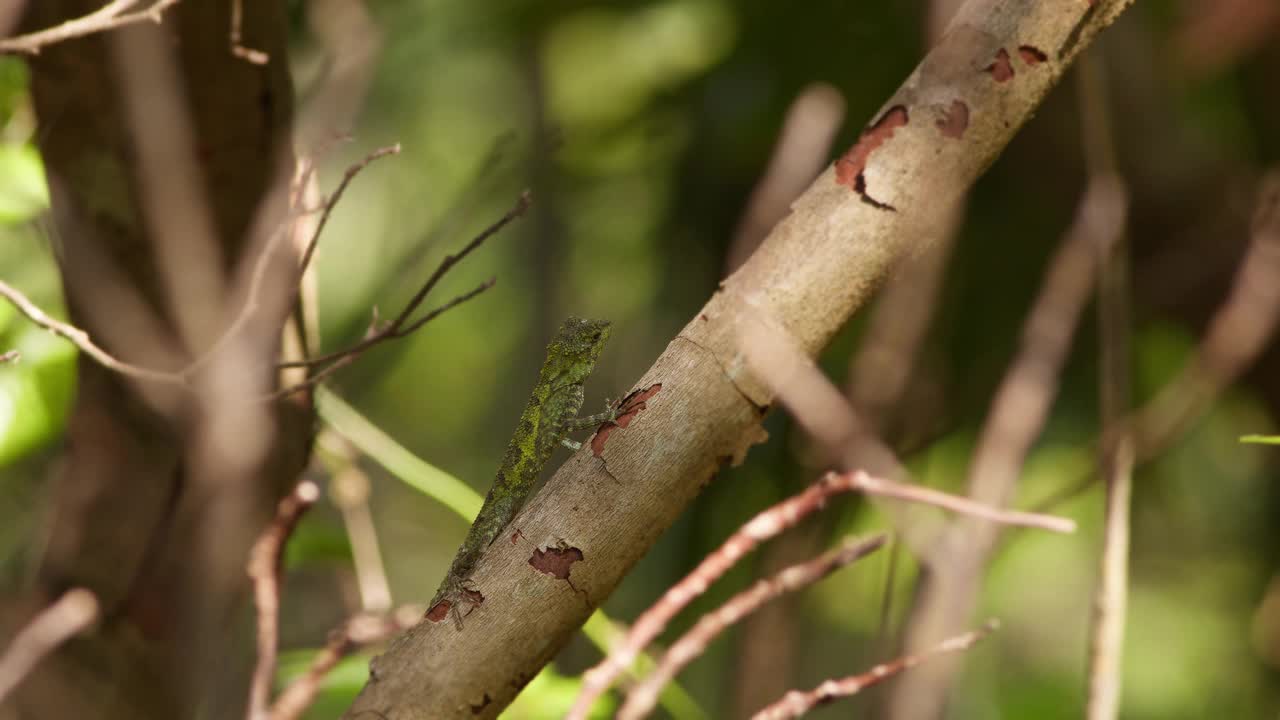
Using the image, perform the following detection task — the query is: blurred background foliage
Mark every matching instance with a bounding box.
[2,0,1280,717]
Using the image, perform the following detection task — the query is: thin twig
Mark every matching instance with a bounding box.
[888,174,1127,720]
[270,190,531,396]
[0,146,401,394]
[726,83,846,272]
[229,0,268,64]
[0,0,180,55]
[269,606,420,720]
[0,280,181,384]
[1078,49,1133,720]
[194,144,400,378]
[317,430,392,611]
[0,145,483,402]
[297,145,401,279]
[0,589,99,703]
[246,482,320,720]
[1029,168,1280,515]
[849,471,1075,534]
[271,278,495,398]
[569,470,1070,719]
[750,620,1000,720]
[618,535,888,720]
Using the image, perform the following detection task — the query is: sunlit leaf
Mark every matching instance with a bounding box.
[1240,434,1280,445]
[0,324,75,466]
[0,144,49,225]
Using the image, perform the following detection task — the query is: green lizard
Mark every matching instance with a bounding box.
[429,316,614,628]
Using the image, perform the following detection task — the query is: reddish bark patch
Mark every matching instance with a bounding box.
[1018,45,1047,65]
[510,528,525,544]
[986,48,1014,82]
[591,383,663,456]
[425,587,485,623]
[529,545,584,579]
[834,105,908,210]
[936,100,969,139]
[425,601,452,623]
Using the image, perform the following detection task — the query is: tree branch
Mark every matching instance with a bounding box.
[342,2,1137,716]
[751,620,1000,720]
[0,589,99,704]
[246,482,320,720]
[0,0,180,55]
[617,534,888,720]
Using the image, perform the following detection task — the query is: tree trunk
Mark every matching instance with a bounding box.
[3,2,309,718]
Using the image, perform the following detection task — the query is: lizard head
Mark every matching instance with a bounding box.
[545,317,611,383]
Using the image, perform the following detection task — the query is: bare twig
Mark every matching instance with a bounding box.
[271,191,531,396]
[751,620,1000,720]
[0,349,20,364]
[271,279,495,398]
[193,144,399,378]
[0,589,99,703]
[269,605,420,720]
[317,430,392,611]
[847,471,1075,534]
[297,145,401,279]
[1130,170,1280,452]
[0,0,180,55]
[1078,49,1133,720]
[246,482,321,720]
[0,280,181,384]
[726,84,846,272]
[618,535,888,720]
[889,175,1128,720]
[229,0,268,64]
[1031,169,1280,515]
[569,470,1070,719]
[0,146,464,401]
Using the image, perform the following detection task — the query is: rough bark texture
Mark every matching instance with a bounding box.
[1,2,309,719]
[345,0,1136,717]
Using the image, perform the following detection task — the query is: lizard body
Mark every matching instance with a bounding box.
[429,317,612,626]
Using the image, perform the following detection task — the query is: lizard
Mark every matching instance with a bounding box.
[428,316,614,628]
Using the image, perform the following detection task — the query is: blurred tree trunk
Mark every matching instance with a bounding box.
[2,2,310,718]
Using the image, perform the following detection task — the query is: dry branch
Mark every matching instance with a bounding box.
[0,0,180,55]
[0,589,99,704]
[270,606,421,720]
[616,534,887,720]
[571,469,1070,719]
[343,2,1137,716]
[1077,50,1133,720]
[247,482,320,720]
[751,620,999,720]
[273,190,531,397]
[889,173,1129,719]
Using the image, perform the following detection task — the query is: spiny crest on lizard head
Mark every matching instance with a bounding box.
[548,317,611,363]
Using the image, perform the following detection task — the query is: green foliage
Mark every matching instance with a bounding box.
[0,323,76,466]
[0,143,48,226]
[275,650,370,720]
[1240,434,1280,445]
[0,59,28,128]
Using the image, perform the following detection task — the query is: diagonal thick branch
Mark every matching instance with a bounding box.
[342,1,1138,717]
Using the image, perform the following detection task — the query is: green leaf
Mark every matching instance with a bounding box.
[0,144,49,225]
[1240,434,1280,445]
[0,325,76,466]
